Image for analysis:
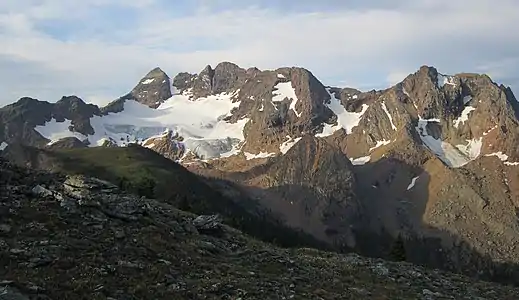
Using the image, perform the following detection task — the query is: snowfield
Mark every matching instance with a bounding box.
[271,81,301,117]
[316,88,369,137]
[415,117,482,168]
[34,89,250,160]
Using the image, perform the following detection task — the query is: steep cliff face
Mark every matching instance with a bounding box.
[249,136,360,248]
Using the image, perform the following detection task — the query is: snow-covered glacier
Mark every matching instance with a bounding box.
[34,90,250,159]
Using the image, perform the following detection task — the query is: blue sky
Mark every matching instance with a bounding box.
[1,0,518,106]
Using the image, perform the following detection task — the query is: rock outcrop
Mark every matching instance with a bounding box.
[250,136,360,247]
[141,129,186,161]
[0,96,100,148]
[127,67,173,108]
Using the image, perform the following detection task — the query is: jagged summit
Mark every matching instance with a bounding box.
[126,66,173,108]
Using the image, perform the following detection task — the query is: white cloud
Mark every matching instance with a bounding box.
[0,0,518,105]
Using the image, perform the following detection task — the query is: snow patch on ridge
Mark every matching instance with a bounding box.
[485,152,508,161]
[369,140,391,152]
[316,88,369,137]
[483,125,498,136]
[35,119,88,145]
[402,87,411,97]
[407,176,419,190]
[244,151,276,160]
[0,142,7,150]
[415,118,482,168]
[142,78,155,85]
[437,73,456,88]
[351,156,370,165]
[453,106,476,128]
[280,136,302,154]
[272,82,301,117]
[485,151,519,166]
[381,101,397,130]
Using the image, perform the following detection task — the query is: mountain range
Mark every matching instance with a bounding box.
[2,61,519,285]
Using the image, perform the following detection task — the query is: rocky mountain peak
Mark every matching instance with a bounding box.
[127,67,173,108]
[55,96,100,116]
[182,62,249,98]
[145,66,168,78]
[56,95,85,104]
[12,96,44,107]
[0,95,101,147]
[212,61,248,94]
[171,72,195,92]
[225,65,337,155]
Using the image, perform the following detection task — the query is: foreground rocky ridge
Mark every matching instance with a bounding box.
[2,158,519,299]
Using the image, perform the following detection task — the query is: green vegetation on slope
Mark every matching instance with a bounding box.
[16,144,329,250]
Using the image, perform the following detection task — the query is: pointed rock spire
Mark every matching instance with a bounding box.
[130,67,173,108]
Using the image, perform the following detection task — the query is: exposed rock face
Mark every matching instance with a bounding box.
[0,97,54,147]
[167,64,337,158]
[329,66,519,169]
[97,137,118,147]
[127,67,173,108]
[2,158,519,299]
[173,62,248,99]
[53,96,100,135]
[183,64,519,284]
[224,66,335,155]
[141,129,186,161]
[254,135,360,247]
[320,66,519,282]
[0,96,100,148]
[192,214,223,234]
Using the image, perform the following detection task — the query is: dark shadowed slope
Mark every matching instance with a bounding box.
[2,158,519,299]
[1,143,326,250]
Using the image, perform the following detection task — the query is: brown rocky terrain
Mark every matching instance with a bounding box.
[141,129,186,161]
[0,96,100,147]
[180,64,519,284]
[3,158,519,299]
[125,67,173,109]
